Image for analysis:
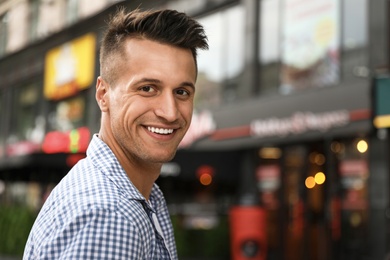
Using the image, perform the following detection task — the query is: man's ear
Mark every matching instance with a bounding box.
[96,76,109,112]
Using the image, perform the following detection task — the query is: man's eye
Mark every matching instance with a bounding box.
[176,89,189,96]
[140,86,155,93]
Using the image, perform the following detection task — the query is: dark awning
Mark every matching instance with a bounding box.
[187,78,372,151]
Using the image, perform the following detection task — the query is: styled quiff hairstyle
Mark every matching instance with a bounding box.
[99,7,209,84]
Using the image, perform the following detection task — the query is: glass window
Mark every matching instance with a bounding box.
[47,94,87,132]
[332,137,369,257]
[280,0,340,94]
[342,0,367,50]
[260,0,281,64]
[11,83,42,143]
[260,0,346,95]
[341,0,368,81]
[281,145,307,259]
[258,0,282,95]
[256,146,282,256]
[224,7,245,81]
[66,0,79,25]
[259,0,368,95]
[28,0,40,41]
[0,13,8,56]
[42,93,89,154]
[6,82,44,156]
[196,5,245,110]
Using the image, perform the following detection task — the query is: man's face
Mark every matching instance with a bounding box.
[99,38,196,164]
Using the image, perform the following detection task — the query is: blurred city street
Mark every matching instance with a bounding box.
[0,0,389,259]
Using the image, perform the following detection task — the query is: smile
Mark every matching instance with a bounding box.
[147,126,174,135]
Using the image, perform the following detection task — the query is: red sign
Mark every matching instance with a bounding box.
[339,160,368,176]
[42,127,90,154]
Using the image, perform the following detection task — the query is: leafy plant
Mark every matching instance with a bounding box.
[0,205,36,257]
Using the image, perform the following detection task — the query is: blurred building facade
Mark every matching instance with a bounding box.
[0,0,389,259]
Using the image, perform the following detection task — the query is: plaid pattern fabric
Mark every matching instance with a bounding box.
[23,135,177,259]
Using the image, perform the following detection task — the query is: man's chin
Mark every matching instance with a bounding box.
[151,151,177,164]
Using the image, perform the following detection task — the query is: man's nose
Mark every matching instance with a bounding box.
[154,92,179,122]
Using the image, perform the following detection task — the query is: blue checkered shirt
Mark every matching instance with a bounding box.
[23,135,178,259]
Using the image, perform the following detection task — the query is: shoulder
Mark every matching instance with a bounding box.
[53,157,121,211]
[24,206,151,259]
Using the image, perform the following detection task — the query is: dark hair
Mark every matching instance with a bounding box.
[100,7,208,83]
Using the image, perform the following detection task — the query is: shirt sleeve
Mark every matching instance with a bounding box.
[35,208,146,260]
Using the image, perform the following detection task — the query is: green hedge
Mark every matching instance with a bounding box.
[172,215,230,259]
[0,205,36,256]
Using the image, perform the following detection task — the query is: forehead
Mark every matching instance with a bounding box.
[116,38,197,81]
[123,38,193,61]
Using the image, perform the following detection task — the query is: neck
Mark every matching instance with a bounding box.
[98,131,162,200]
[124,159,162,200]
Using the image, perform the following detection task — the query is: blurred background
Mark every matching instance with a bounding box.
[0,0,388,259]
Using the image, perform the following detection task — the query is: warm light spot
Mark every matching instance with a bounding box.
[331,141,345,154]
[310,152,326,165]
[357,140,368,153]
[196,165,214,186]
[314,154,326,165]
[305,176,316,189]
[199,173,213,186]
[259,147,282,159]
[331,142,340,153]
[350,212,362,227]
[314,172,326,185]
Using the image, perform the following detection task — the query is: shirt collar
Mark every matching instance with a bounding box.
[87,135,166,211]
[87,134,147,202]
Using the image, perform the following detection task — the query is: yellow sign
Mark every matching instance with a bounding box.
[374,115,390,129]
[44,33,96,100]
[374,76,390,128]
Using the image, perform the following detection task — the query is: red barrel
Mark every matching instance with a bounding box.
[229,206,267,260]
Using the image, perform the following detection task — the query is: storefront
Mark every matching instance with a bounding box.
[178,75,383,259]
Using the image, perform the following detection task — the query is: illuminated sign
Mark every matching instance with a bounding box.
[44,33,96,100]
[209,109,369,141]
[250,110,349,138]
[42,127,90,154]
[373,76,390,128]
[256,165,280,192]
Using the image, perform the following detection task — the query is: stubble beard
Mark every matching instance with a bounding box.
[114,128,181,165]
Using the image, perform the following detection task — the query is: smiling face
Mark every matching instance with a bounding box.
[96,38,196,166]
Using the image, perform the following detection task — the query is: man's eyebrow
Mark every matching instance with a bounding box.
[180,81,195,90]
[135,78,195,90]
[134,78,162,85]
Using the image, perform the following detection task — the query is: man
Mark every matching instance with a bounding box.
[24,7,208,259]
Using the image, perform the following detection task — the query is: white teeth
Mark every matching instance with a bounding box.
[147,126,174,135]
